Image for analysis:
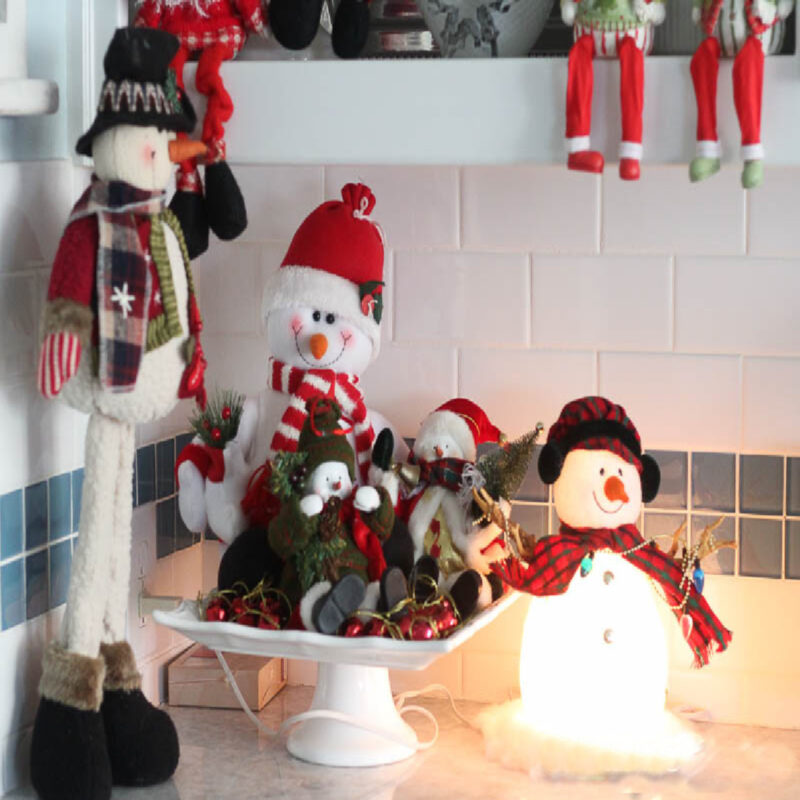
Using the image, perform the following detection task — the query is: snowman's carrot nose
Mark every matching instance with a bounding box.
[332,480,341,492]
[309,333,328,360]
[434,445,444,458]
[604,475,629,504]
[168,139,207,163]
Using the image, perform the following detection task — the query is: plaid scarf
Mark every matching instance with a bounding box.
[69,178,165,391]
[408,453,469,493]
[267,357,375,483]
[492,523,732,667]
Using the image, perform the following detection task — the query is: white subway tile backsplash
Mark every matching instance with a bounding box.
[748,168,800,257]
[0,160,73,272]
[359,344,457,438]
[742,357,800,454]
[598,352,741,451]
[461,166,599,254]
[532,255,671,351]
[603,166,745,255]
[459,348,595,436]
[202,333,271,399]
[325,166,459,250]
[234,165,324,243]
[675,257,800,356]
[193,242,261,335]
[394,251,529,345]
[0,274,38,381]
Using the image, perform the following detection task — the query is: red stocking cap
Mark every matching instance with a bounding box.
[262,183,386,359]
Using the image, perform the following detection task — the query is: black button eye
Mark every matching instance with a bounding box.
[325,313,335,324]
[312,310,321,322]
[618,468,623,476]
[599,468,605,476]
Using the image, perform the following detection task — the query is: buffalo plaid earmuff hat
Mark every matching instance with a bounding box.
[538,396,661,503]
[76,27,196,157]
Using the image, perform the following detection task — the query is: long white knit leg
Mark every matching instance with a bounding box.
[102,421,135,643]
[61,412,122,657]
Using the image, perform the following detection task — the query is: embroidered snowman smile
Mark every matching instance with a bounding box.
[591,471,630,514]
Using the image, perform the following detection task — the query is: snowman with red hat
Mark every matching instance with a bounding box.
[490,396,732,775]
[177,183,407,546]
[396,399,513,619]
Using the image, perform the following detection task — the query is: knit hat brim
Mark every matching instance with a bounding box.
[262,266,381,360]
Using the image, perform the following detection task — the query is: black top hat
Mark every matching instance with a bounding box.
[76,27,196,157]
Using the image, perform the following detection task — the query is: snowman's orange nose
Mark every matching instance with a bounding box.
[309,333,328,360]
[168,139,207,163]
[604,475,629,504]
[332,480,341,492]
[434,445,444,458]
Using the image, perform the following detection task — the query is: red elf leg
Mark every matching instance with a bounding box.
[195,41,237,164]
[618,34,643,180]
[170,45,202,194]
[566,34,603,173]
[690,36,721,157]
[733,34,765,161]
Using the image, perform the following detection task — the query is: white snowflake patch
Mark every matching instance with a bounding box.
[111,282,135,319]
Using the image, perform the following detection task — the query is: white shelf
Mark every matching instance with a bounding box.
[180,51,800,166]
[0,78,58,116]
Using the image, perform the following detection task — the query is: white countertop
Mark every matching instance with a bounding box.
[7,686,800,799]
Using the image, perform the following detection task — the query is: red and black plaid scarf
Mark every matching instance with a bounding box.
[267,358,375,483]
[408,453,469,493]
[492,523,732,667]
[69,178,165,391]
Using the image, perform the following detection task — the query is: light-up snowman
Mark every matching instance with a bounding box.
[482,396,732,776]
[177,183,406,543]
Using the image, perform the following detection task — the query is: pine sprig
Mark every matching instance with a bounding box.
[269,451,309,500]
[189,388,244,448]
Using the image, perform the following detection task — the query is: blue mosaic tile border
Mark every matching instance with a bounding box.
[0,431,202,632]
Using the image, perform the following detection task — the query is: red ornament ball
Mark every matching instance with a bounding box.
[202,419,211,430]
[342,618,365,637]
[211,427,222,442]
[222,406,232,420]
[205,600,228,622]
[411,619,437,641]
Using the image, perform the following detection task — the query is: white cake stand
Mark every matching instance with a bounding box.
[154,592,519,767]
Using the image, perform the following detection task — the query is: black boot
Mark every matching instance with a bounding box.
[218,527,283,593]
[410,555,440,603]
[169,190,209,260]
[449,570,482,620]
[312,573,366,634]
[31,644,112,800]
[270,0,324,50]
[379,566,408,612]
[100,642,179,787]
[332,0,371,59]
[204,161,247,241]
[487,572,505,602]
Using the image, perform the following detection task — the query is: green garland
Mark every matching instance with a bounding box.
[295,536,348,594]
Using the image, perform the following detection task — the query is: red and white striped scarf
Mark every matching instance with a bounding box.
[267,357,375,482]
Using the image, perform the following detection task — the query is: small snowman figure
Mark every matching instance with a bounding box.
[32,28,207,800]
[561,0,667,180]
[259,398,401,633]
[177,183,406,543]
[689,0,795,188]
[493,397,732,774]
[404,399,509,617]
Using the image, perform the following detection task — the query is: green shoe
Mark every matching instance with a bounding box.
[741,159,764,189]
[689,156,721,183]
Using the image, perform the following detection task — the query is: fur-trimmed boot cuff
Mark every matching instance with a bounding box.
[100,641,142,692]
[39,642,106,712]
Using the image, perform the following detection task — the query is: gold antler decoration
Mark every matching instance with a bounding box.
[694,517,737,561]
[471,487,535,560]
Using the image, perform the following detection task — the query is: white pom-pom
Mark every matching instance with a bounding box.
[634,0,666,25]
[561,0,578,26]
[354,485,381,513]
[754,0,778,23]
[300,494,324,517]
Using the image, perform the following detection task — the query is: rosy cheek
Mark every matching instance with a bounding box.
[141,145,156,165]
[341,329,353,348]
[290,314,303,335]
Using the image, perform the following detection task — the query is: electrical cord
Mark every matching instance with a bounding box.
[215,649,451,752]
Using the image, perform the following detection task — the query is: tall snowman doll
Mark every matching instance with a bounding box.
[31,28,207,800]
[690,0,794,188]
[561,0,667,180]
[492,397,732,774]
[177,183,406,543]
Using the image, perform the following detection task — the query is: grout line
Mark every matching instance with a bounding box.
[669,254,676,351]
[743,183,750,255]
[596,174,603,254]
[455,166,463,251]
[783,456,787,580]
[526,253,533,347]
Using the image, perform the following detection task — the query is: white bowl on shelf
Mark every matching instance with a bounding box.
[416,0,554,58]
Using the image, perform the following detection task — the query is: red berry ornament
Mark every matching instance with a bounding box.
[411,619,436,641]
[222,406,231,420]
[342,618,365,637]
[211,427,222,442]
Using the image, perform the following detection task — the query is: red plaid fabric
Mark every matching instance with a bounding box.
[68,179,164,391]
[407,453,469,493]
[267,358,375,483]
[492,523,732,667]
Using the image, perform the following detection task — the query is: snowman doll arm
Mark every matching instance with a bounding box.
[461,497,514,576]
[234,0,269,36]
[634,0,667,26]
